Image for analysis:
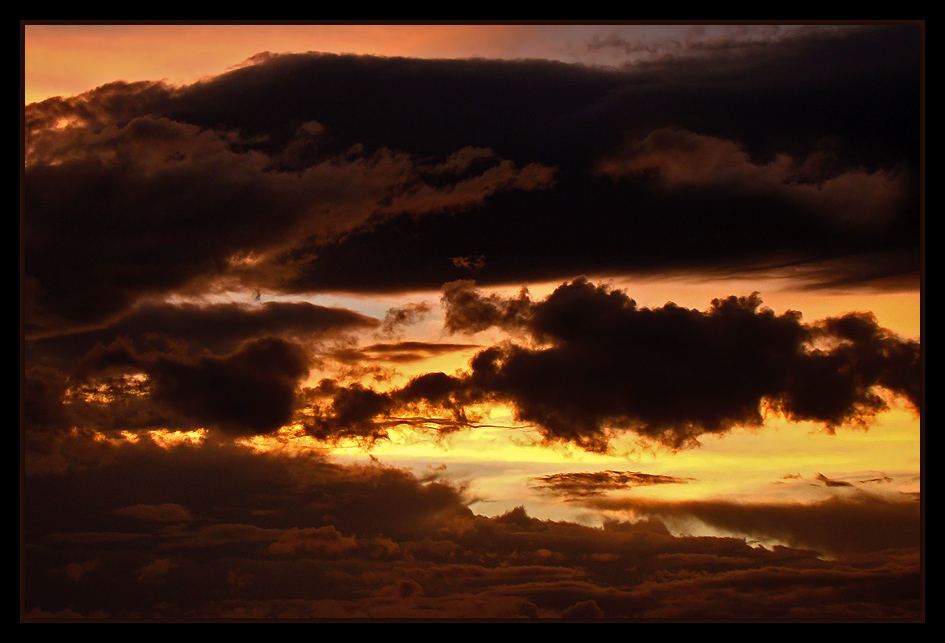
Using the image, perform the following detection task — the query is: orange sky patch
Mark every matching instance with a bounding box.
[24,23,593,105]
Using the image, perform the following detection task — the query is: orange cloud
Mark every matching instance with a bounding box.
[595,128,910,229]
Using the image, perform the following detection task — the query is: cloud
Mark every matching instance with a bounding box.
[25,110,555,335]
[581,24,817,60]
[333,341,480,365]
[561,599,604,619]
[380,302,431,336]
[21,27,923,620]
[267,526,398,558]
[594,127,910,230]
[25,27,920,318]
[193,277,921,452]
[589,491,921,555]
[450,255,486,272]
[70,336,312,436]
[815,473,853,488]
[27,299,378,360]
[23,436,920,619]
[37,278,917,452]
[531,470,691,498]
[60,559,100,582]
[442,280,533,335]
[296,369,482,444]
[435,278,921,450]
[300,380,398,442]
[23,299,385,463]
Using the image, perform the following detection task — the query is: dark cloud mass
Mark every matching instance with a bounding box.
[31,277,916,453]
[26,300,378,364]
[25,111,554,334]
[22,439,920,619]
[433,278,920,450]
[180,277,922,453]
[589,492,921,556]
[86,336,312,436]
[25,25,920,335]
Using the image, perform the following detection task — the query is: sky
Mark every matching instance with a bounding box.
[22,22,923,621]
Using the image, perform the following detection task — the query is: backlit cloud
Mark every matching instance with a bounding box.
[530,470,691,498]
[22,438,920,618]
[588,491,921,555]
[436,278,921,450]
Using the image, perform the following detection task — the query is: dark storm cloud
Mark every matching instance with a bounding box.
[23,437,920,619]
[25,25,920,327]
[42,276,917,452]
[300,380,397,442]
[589,491,921,555]
[69,335,312,437]
[297,370,477,443]
[25,299,386,451]
[236,277,920,450]
[23,440,473,617]
[25,107,554,334]
[26,300,378,366]
[435,278,921,450]
[249,25,918,295]
[530,470,691,498]
[442,280,532,335]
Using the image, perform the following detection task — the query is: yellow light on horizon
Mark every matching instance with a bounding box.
[148,428,207,448]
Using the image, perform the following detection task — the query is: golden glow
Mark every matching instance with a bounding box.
[236,424,330,455]
[323,399,919,524]
[291,273,921,524]
[148,428,207,448]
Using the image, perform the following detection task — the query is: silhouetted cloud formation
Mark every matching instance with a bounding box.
[207,278,922,452]
[589,491,920,555]
[380,302,432,336]
[434,278,921,450]
[26,300,378,365]
[24,278,921,453]
[816,473,854,487]
[25,111,553,334]
[67,336,312,436]
[25,25,920,338]
[531,470,690,498]
[23,439,920,619]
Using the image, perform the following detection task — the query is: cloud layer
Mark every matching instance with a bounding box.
[23,439,920,619]
[296,279,919,451]
[26,26,920,337]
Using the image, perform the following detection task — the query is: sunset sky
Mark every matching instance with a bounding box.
[22,22,923,620]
